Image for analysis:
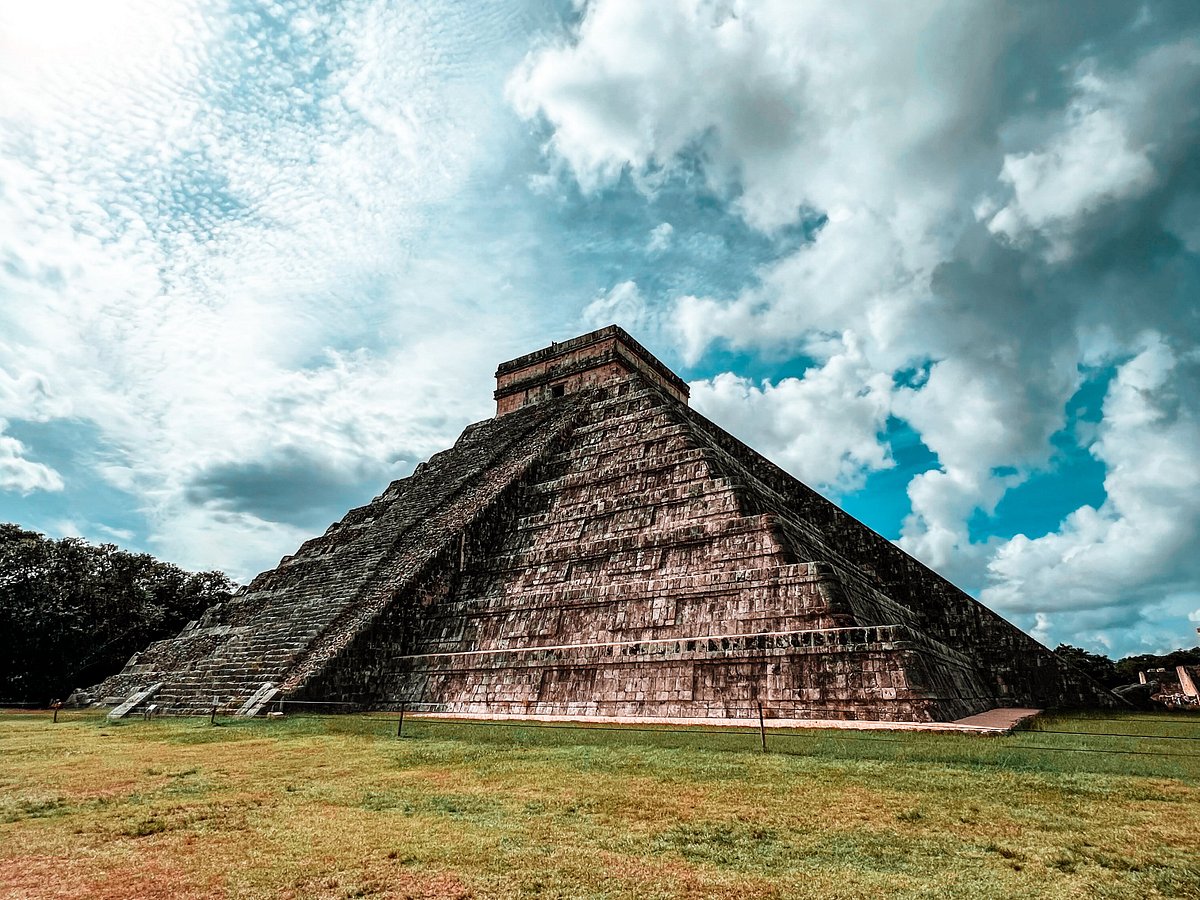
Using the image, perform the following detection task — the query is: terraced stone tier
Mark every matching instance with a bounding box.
[86,327,1119,721]
[385,624,993,723]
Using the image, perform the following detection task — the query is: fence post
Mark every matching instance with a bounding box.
[210,705,217,726]
[52,702,60,724]
[397,702,406,738]
[758,701,767,753]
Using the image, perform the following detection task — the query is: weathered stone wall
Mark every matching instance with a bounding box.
[392,626,987,722]
[90,332,1117,720]
[679,403,1116,709]
[296,380,998,721]
[495,325,689,414]
[303,618,989,722]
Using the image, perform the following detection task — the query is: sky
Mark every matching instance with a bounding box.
[1,0,1198,658]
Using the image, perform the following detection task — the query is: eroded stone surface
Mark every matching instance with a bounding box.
[89,326,1118,721]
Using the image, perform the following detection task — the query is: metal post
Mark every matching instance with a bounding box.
[210,705,217,726]
[758,701,767,753]
[52,703,59,724]
[397,702,406,738]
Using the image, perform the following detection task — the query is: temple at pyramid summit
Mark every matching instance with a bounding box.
[85,326,1117,723]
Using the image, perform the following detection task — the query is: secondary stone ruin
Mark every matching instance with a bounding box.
[1136,665,1200,709]
[85,326,1118,722]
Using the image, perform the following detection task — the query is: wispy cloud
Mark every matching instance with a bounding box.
[0,0,561,577]
[3,1,1197,654]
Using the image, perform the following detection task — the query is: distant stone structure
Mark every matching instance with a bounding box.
[1180,666,1200,700]
[1137,665,1200,708]
[85,326,1117,722]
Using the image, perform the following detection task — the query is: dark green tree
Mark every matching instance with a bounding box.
[1054,642,1200,689]
[0,524,235,705]
[1053,644,1121,688]
[1115,647,1200,685]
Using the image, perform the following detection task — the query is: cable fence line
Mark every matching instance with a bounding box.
[390,714,1200,759]
[1018,729,1200,742]
[17,699,1200,739]
[1030,715,1200,726]
[14,706,1200,762]
[281,697,1200,758]
[262,699,363,714]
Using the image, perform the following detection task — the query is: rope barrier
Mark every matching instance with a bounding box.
[1020,729,1200,742]
[396,715,1200,759]
[16,705,1199,759]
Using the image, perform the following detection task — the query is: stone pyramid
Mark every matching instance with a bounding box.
[88,326,1116,722]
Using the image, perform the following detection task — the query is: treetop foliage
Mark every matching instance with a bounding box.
[1054,643,1200,689]
[0,523,235,706]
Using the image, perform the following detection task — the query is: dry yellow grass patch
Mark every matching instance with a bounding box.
[2,711,1198,899]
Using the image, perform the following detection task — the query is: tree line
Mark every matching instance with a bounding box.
[1054,643,1200,689]
[0,524,235,706]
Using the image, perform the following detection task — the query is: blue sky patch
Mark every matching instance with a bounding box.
[1,0,1197,657]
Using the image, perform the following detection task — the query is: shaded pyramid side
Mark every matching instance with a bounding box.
[673,401,1118,711]
[87,395,593,714]
[290,375,1002,722]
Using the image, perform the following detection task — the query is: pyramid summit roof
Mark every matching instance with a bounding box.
[494,324,689,415]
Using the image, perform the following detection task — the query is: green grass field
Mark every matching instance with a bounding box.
[2,710,1198,899]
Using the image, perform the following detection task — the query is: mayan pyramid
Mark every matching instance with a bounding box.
[87,326,1115,722]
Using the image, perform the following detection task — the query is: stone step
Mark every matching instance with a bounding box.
[512,495,727,532]
[235,682,280,717]
[398,624,914,668]
[450,562,830,608]
[527,446,710,490]
[474,516,781,574]
[106,682,163,720]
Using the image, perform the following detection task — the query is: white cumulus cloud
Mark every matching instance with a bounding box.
[512,0,1200,653]
[0,431,63,495]
[690,336,894,494]
[982,338,1200,623]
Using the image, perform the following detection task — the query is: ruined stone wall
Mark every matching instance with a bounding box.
[299,378,996,721]
[678,403,1117,709]
[391,625,988,722]
[495,325,689,414]
[496,359,629,416]
[92,359,1114,721]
